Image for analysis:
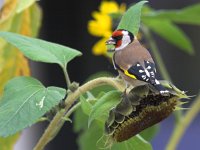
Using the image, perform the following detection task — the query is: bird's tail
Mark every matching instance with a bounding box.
[153,80,169,95]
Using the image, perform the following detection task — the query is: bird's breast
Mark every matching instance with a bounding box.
[114,40,154,70]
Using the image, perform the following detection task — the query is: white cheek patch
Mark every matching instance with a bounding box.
[115,32,131,51]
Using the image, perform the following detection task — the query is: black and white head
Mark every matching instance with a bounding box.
[106,29,134,51]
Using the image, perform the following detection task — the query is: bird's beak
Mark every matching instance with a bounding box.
[106,37,116,45]
[106,38,116,52]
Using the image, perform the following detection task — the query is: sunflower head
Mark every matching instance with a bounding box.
[104,81,188,143]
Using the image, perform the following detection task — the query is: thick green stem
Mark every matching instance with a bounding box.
[142,25,182,123]
[33,77,125,150]
[166,95,200,150]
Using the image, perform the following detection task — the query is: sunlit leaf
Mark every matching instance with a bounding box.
[88,90,121,127]
[0,0,18,23]
[0,133,20,150]
[28,4,42,37]
[0,32,82,69]
[0,4,42,93]
[0,77,66,137]
[117,1,148,35]
[0,13,29,92]
[0,2,41,148]
[0,16,14,49]
[0,44,30,93]
[19,4,41,36]
[143,20,194,54]
[16,0,35,13]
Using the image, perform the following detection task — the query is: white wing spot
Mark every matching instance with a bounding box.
[160,90,169,94]
[144,69,150,77]
[142,75,146,79]
[139,70,144,73]
[36,96,45,109]
[150,72,155,77]
[155,79,160,85]
[137,64,140,67]
[147,66,151,69]
[146,61,150,64]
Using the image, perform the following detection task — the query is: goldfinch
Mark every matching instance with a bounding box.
[106,29,169,94]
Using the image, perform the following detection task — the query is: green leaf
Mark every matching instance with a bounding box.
[143,20,194,54]
[29,4,42,37]
[140,124,159,141]
[73,108,88,133]
[111,135,152,150]
[80,96,92,116]
[16,0,35,13]
[88,90,121,127]
[0,77,66,137]
[78,121,152,150]
[117,1,148,35]
[143,3,200,25]
[75,93,152,150]
[78,122,104,150]
[0,32,82,69]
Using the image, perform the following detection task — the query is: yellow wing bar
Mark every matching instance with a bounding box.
[124,70,137,79]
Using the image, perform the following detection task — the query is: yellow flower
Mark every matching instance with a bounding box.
[88,12,112,37]
[88,0,126,56]
[100,1,126,14]
[88,1,126,37]
[92,37,108,55]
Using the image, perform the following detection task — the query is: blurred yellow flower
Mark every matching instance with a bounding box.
[88,0,126,56]
[100,1,126,15]
[92,37,108,55]
[88,12,112,37]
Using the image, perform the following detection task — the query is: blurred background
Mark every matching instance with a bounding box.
[6,0,200,149]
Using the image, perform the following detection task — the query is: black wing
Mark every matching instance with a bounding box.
[127,61,156,84]
[127,61,169,94]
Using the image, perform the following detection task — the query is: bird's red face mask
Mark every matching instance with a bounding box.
[106,29,134,52]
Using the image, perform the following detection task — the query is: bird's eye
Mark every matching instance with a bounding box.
[113,35,122,40]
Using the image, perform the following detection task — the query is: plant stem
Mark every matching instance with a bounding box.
[166,95,200,150]
[63,66,71,88]
[141,25,171,81]
[33,77,125,150]
[142,25,182,123]
[64,102,81,118]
